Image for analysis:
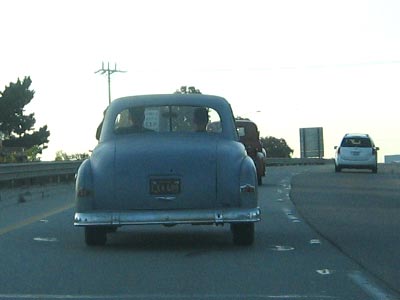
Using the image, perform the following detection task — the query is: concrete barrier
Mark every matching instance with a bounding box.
[265,158,334,166]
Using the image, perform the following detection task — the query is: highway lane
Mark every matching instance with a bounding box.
[0,184,74,236]
[0,166,399,299]
[291,163,400,297]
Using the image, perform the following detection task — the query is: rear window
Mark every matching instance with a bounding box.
[341,137,372,148]
[114,105,222,134]
[236,124,258,140]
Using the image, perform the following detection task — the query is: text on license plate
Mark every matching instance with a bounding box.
[150,179,181,195]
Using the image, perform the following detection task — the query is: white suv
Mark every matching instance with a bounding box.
[334,133,379,173]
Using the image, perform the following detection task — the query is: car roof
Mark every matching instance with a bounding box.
[99,94,238,142]
[112,94,230,109]
[235,119,258,130]
[343,133,370,139]
[235,119,257,125]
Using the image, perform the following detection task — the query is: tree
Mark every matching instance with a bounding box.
[25,145,42,162]
[174,86,202,94]
[55,150,89,161]
[260,136,293,158]
[0,77,50,161]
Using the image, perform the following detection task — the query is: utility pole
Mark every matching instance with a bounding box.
[95,62,126,104]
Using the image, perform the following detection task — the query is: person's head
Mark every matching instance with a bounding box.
[129,106,146,128]
[193,107,209,132]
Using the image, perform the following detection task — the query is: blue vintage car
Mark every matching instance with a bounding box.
[74,94,261,246]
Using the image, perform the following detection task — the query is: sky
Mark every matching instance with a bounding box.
[1,0,400,162]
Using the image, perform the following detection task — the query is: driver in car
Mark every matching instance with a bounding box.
[193,107,209,132]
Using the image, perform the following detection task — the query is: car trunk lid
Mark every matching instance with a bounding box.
[340,147,372,161]
[112,135,219,210]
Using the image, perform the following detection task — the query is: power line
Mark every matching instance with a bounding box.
[95,62,126,104]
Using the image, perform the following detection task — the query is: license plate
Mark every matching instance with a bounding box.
[150,179,180,195]
[351,151,360,156]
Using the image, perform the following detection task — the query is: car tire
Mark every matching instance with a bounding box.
[231,223,254,246]
[372,166,378,173]
[85,227,107,246]
[335,164,341,172]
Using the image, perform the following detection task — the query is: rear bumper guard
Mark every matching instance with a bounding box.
[74,207,261,226]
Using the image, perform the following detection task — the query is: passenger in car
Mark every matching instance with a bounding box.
[193,107,209,132]
[114,106,153,134]
[128,107,147,131]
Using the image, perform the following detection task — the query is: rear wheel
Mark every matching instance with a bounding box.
[231,223,254,246]
[335,164,341,172]
[257,174,262,185]
[372,166,378,173]
[85,227,107,246]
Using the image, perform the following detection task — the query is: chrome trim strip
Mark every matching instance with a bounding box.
[154,196,176,201]
[74,207,261,226]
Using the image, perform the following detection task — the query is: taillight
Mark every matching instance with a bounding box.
[246,146,256,157]
[372,148,377,155]
[240,184,256,193]
[337,147,341,155]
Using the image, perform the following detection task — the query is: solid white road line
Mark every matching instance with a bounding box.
[348,271,398,300]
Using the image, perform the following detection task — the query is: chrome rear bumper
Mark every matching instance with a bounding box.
[74,207,261,226]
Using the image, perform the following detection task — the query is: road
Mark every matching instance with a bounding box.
[0,165,399,300]
[290,163,400,297]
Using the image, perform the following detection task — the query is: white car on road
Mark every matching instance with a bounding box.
[334,133,379,173]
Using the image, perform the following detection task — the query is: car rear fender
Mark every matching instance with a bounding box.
[75,159,95,212]
[75,141,117,212]
[239,156,258,208]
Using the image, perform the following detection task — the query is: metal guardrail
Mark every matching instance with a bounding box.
[0,161,83,184]
[1,158,396,189]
